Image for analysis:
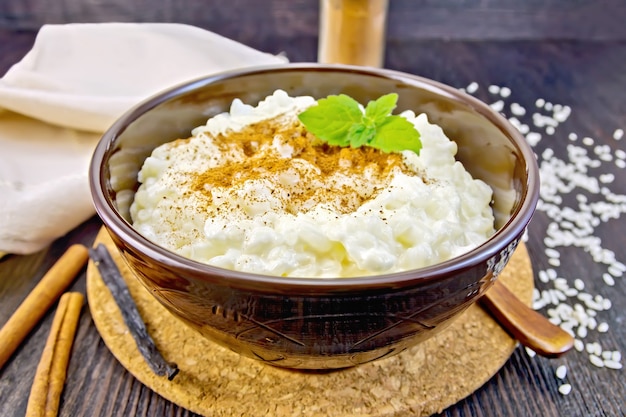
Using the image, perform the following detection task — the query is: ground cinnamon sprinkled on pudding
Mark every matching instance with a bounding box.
[190,118,409,215]
[130,90,495,278]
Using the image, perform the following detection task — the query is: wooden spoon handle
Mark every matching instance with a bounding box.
[480,280,574,358]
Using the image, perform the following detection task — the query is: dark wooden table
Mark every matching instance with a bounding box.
[0,29,624,417]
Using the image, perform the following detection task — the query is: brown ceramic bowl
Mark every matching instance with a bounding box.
[90,64,539,370]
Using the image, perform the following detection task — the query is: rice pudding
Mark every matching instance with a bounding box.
[130,90,495,277]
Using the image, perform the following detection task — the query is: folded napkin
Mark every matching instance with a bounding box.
[0,23,287,256]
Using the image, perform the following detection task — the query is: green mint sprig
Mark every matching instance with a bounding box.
[297,93,421,155]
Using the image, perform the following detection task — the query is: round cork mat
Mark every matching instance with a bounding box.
[86,228,534,417]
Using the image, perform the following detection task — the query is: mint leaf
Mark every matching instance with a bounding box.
[364,93,398,126]
[370,115,422,154]
[298,93,421,155]
[297,94,363,146]
[347,124,376,147]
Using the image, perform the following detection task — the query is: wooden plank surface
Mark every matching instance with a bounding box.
[1,0,625,41]
[0,21,625,417]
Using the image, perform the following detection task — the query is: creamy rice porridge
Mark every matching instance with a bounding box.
[130,90,495,278]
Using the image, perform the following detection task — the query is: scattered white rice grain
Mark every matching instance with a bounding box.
[563,327,575,337]
[542,147,555,159]
[576,193,588,203]
[608,265,624,276]
[553,105,571,122]
[582,136,595,146]
[508,117,524,133]
[599,153,613,162]
[589,354,605,367]
[558,384,572,395]
[532,288,541,300]
[593,342,602,357]
[510,102,526,116]
[546,248,561,259]
[590,159,603,168]
[577,314,590,328]
[594,145,611,156]
[602,273,615,286]
[481,85,624,381]
[555,365,567,379]
[533,113,559,128]
[509,118,530,135]
[612,261,626,271]
[549,316,562,326]
[557,303,572,313]
[597,322,609,333]
[526,132,542,146]
[593,343,603,356]
[588,317,597,330]
[555,289,567,301]
[543,238,556,248]
[599,174,615,184]
[548,258,561,266]
[574,339,584,352]
[554,277,567,288]
[518,123,530,134]
[525,347,536,357]
[561,321,575,335]
[549,290,560,306]
[585,300,603,311]
[490,100,505,112]
[466,82,479,94]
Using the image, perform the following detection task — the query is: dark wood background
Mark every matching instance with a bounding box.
[1,1,625,417]
[2,0,626,44]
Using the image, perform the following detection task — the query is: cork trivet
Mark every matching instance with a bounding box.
[87,228,534,417]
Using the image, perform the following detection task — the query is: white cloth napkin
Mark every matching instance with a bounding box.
[0,23,287,256]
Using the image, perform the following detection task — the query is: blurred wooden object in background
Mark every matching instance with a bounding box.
[318,0,388,67]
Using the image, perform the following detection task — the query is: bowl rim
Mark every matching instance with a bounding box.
[90,63,539,292]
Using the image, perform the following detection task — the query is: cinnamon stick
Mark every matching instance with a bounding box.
[25,292,84,417]
[0,244,89,369]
